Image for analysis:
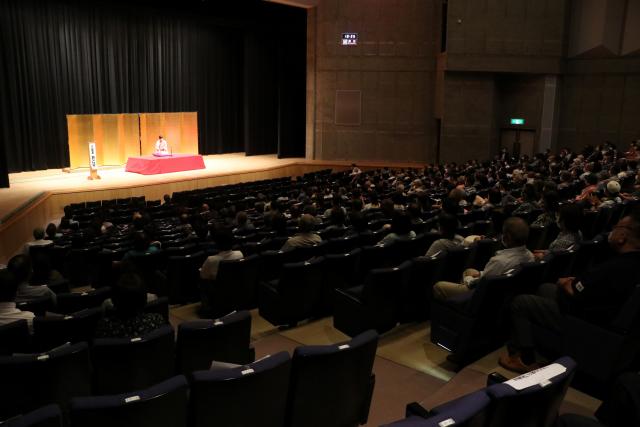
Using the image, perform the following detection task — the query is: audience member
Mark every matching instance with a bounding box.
[433,217,534,300]
[0,269,35,332]
[200,230,244,281]
[379,212,416,245]
[8,254,56,304]
[95,272,165,339]
[500,213,640,373]
[281,214,322,251]
[425,213,464,257]
[22,227,53,254]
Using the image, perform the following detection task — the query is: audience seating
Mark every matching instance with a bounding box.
[398,253,445,322]
[0,342,91,420]
[203,254,262,317]
[56,287,111,314]
[0,319,31,355]
[437,246,473,283]
[70,375,188,427]
[258,257,325,327]
[64,246,101,287]
[385,357,576,427]
[2,404,63,427]
[285,330,378,427]
[533,285,640,393]
[190,351,291,427]
[33,307,103,351]
[321,248,362,308]
[166,252,206,304]
[176,310,254,375]
[91,325,175,394]
[430,267,524,362]
[17,295,53,317]
[484,356,576,427]
[382,390,490,427]
[356,242,396,281]
[333,261,412,337]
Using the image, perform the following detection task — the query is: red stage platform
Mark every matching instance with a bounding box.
[125,154,206,175]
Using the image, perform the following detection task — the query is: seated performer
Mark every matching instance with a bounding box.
[153,135,171,157]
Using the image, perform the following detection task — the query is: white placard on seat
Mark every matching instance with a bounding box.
[504,363,567,391]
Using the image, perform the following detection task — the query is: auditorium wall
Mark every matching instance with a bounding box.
[308,0,440,163]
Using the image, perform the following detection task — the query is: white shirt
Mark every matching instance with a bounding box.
[155,138,168,154]
[17,281,56,304]
[0,302,35,333]
[200,250,244,280]
[23,239,53,254]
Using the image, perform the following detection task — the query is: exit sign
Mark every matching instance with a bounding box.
[510,118,525,125]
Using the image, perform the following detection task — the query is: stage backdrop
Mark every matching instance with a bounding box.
[0,0,306,186]
[67,112,198,168]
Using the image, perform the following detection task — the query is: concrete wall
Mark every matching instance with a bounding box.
[440,73,496,164]
[558,73,640,152]
[445,0,567,74]
[309,0,439,163]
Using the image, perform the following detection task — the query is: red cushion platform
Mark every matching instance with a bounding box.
[125,154,206,175]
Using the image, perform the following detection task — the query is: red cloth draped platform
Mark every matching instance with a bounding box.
[125,154,206,175]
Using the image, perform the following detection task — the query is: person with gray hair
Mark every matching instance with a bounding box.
[281,214,322,251]
[433,217,534,301]
[22,227,53,254]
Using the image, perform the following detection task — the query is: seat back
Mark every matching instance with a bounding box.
[0,319,31,356]
[190,352,291,427]
[468,239,499,271]
[438,246,473,282]
[277,257,325,317]
[70,376,188,427]
[382,390,490,427]
[166,252,206,303]
[542,249,577,283]
[16,296,53,317]
[33,307,103,351]
[361,261,411,332]
[358,242,396,280]
[56,287,111,314]
[176,310,254,375]
[323,248,361,291]
[2,404,62,427]
[211,254,262,313]
[0,342,91,420]
[91,325,175,394]
[286,330,378,427]
[400,254,445,321]
[485,357,576,427]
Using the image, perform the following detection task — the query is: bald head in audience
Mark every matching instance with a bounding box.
[502,217,530,248]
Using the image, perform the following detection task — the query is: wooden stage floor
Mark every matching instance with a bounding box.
[0,153,305,222]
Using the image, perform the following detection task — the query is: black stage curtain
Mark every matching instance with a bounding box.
[0,0,306,183]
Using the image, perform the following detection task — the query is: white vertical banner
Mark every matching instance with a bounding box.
[88,142,98,170]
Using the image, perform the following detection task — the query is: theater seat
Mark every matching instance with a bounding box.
[0,342,91,420]
[33,307,103,351]
[381,390,490,427]
[0,319,31,355]
[91,325,175,394]
[398,253,445,322]
[333,261,411,337]
[430,267,527,364]
[16,295,53,317]
[70,376,188,427]
[2,404,62,427]
[176,310,255,375]
[285,330,378,427]
[56,287,111,314]
[204,254,262,317]
[485,357,576,427]
[258,257,325,327]
[190,351,291,427]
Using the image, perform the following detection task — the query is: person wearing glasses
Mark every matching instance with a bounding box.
[500,212,640,373]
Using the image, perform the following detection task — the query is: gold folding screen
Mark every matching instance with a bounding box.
[67,112,198,169]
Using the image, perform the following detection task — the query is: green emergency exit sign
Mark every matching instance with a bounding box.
[510,118,525,125]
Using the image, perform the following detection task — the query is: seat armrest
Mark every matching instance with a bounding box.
[405,401,431,419]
